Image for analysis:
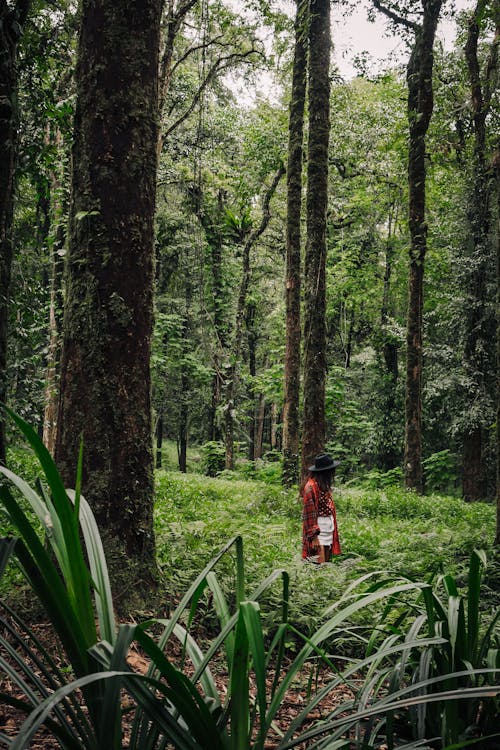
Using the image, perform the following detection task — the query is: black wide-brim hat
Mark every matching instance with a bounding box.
[309,453,341,472]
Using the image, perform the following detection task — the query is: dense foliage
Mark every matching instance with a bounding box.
[5,0,498,500]
[0,418,498,748]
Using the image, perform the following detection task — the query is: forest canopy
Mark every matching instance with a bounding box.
[0,0,498,568]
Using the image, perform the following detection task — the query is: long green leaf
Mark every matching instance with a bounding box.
[240,601,267,748]
[230,608,250,750]
[206,571,235,665]
[0,466,69,583]
[154,536,242,662]
[467,550,484,662]
[67,489,116,644]
[5,528,90,676]
[281,634,445,743]
[4,408,96,642]
[268,581,429,727]
[278,683,500,750]
[8,669,204,750]
[133,627,225,750]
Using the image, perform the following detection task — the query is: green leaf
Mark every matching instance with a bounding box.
[230,608,250,750]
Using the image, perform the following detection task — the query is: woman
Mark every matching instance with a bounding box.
[302,453,341,563]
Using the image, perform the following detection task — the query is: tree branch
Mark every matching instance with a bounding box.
[163,46,262,140]
[372,0,419,32]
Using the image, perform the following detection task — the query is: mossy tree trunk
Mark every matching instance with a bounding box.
[403,0,441,493]
[282,0,307,487]
[461,0,498,501]
[301,0,331,476]
[495,148,500,545]
[0,0,31,462]
[55,0,162,604]
[380,201,401,470]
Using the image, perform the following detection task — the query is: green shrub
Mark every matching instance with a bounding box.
[200,440,226,476]
[423,449,458,493]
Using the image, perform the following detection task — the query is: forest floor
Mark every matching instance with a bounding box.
[0,614,359,750]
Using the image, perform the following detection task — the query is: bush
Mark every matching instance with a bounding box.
[200,440,226,476]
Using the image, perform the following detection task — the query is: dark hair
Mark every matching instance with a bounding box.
[312,468,334,492]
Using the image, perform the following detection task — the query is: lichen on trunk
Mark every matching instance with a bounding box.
[55,0,163,607]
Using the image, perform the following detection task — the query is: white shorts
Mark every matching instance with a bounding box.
[317,515,334,546]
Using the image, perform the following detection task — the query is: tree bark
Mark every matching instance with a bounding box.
[155,413,163,469]
[55,0,162,605]
[0,0,30,462]
[495,147,500,545]
[246,300,257,461]
[178,279,192,473]
[282,0,307,487]
[380,204,400,470]
[42,129,66,456]
[403,0,442,492]
[301,0,331,476]
[461,0,498,501]
[254,393,265,460]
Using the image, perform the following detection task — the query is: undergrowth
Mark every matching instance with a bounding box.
[154,470,497,647]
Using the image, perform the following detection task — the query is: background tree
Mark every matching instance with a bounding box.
[301,0,331,475]
[459,0,498,500]
[55,0,163,603]
[282,0,307,487]
[373,0,443,492]
[0,0,32,461]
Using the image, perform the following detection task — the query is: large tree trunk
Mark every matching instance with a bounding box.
[301,0,331,475]
[55,0,162,606]
[282,0,307,487]
[461,1,498,501]
[495,147,500,545]
[0,1,30,462]
[403,0,441,492]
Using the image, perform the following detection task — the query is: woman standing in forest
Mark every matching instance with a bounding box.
[302,454,341,563]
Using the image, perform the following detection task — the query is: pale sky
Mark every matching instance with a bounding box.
[227,0,474,103]
[332,0,474,78]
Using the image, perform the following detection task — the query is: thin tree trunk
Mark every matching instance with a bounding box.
[155,413,163,469]
[246,300,257,461]
[223,165,284,469]
[380,205,400,470]
[403,0,442,492]
[301,0,331,476]
[42,130,66,455]
[55,0,162,605]
[178,280,192,473]
[254,393,265,460]
[282,0,307,487]
[178,382,188,473]
[270,402,278,451]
